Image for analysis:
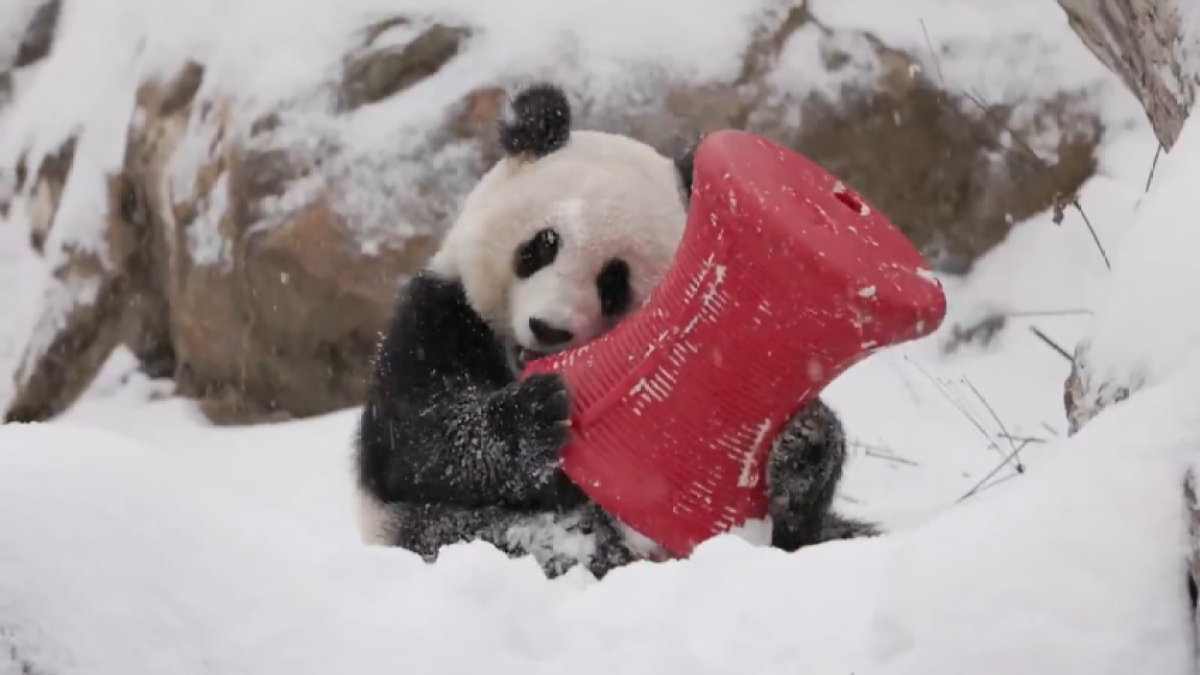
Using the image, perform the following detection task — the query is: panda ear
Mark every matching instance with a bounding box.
[673,141,698,207]
[497,83,572,159]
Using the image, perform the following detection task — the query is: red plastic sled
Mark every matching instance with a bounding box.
[523,130,946,556]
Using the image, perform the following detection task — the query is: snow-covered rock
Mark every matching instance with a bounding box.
[0,0,1120,422]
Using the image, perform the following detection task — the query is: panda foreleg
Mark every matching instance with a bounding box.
[358,273,588,510]
[389,501,639,579]
[765,398,879,551]
[403,373,583,506]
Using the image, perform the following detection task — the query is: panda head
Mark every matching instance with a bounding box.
[430,83,697,372]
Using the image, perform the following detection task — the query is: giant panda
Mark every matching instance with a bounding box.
[354,82,876,579]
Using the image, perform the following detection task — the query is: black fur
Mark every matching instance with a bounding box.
[355,272,876,579]
[674,142,698,205]
[514,228,561,278]
[388,501,642,579]
[357,273,587,511]
[498,83,572,159]
[765,402,877,550]
[355,272,641,578]
[597,259,632,317]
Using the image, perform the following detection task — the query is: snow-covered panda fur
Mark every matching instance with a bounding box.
[354,82,877,579]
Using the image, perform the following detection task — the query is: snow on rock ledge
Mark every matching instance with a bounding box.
[0,0,1111,423]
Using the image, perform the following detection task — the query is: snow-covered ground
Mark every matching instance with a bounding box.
[3,0,1198,673]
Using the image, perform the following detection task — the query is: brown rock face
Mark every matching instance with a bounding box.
[3,5,1105,425]
[5,137,134,424]
[4,72,176,423]
[339,20,473,112]
[778,86,1101,274]
[171,186,439,424]
[145,67,444,423]
[13,0,61,69]
[566,14,1101,275]
[0,0,61,112]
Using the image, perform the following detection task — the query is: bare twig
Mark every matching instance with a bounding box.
[1070,199,1111,270]
[864,449,921,467]
[967,470,1022,498]
[1146,143,1164,193]
[998,433,1047,445]
[884,355,924,406]
[1039,421,1061,437]
[963,377,1025,471]
[1028,326,1073,362]
[902,355,1004,457]
[1004,308,1094,319]
[851,440,921,467]
[918,19,946,85]
[958,439,1034,502]
[944,308,1093,354]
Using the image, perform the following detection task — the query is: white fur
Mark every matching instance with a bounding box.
[430,130,688,351]
[356,486,395,545]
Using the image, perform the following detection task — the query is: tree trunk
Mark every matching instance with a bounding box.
[1057,0,1200,151]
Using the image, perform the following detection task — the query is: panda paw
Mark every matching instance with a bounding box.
[511,373,573,480]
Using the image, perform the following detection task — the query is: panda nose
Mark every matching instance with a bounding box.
[528,317,574,347]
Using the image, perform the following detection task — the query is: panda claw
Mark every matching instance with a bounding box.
[511,373,573,476]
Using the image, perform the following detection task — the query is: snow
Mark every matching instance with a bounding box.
[0,0,43,68]
[869,360,1200,675]
[8,249,1200,675]
[1172,0,1200,108]
[3,0,1200,672]
[189,170,232,268]
[1082,115,1200,394]
[0,200,46,407]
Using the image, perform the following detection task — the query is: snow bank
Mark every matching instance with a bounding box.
[0,421,889,674]
[0,423,362,675]
[864,86,1200,675]
[7,347,1200,674]
[1083,112,1200,392]
[869,357,1200,674]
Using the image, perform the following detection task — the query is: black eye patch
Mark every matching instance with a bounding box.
[514,228,560,279]
[597,258,632,317]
